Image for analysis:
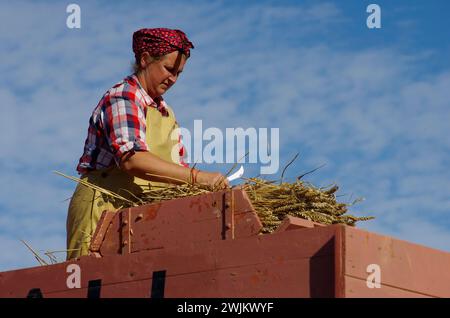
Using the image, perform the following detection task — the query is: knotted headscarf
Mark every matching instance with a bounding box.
[132,28,194,60]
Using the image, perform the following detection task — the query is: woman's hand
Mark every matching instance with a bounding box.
[195,171,229,190]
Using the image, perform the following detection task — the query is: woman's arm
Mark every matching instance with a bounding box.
[120,151,229,189]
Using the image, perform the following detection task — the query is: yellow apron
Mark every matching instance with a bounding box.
[66,106,182,260]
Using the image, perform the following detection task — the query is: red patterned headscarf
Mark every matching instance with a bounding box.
[132,28,194,60]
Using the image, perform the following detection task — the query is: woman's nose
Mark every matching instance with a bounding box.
[168,74,177,84]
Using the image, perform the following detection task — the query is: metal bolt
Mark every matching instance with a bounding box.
[225,223,232,229]
[225,202,231,208]
[135,213,144,221]
[122,240,128,246]
[130,229,134,236]
[122,220,128,226]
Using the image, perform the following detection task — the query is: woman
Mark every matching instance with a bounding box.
[67,28,229,260]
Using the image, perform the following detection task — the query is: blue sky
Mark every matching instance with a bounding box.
[1,0,450,271]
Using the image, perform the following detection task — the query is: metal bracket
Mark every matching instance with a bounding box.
[120,208,132,254]
[222,189,236,240]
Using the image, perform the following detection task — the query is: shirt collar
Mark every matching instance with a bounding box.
[130,74,168,111]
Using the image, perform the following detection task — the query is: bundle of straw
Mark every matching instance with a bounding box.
[241,178,373,233]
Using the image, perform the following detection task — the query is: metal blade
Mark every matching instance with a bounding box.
[227,165,244,182]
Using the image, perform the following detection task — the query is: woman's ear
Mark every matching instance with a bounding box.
[140,52,151,69]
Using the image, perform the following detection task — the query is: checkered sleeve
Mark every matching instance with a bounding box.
[102,94,149,164]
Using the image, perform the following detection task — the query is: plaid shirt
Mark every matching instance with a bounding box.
[77,75,187,175]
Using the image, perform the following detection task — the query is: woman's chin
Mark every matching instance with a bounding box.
[159,86,169,95]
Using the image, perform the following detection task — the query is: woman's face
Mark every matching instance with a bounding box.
[140,51,187,98]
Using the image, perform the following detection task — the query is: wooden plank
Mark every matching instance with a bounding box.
[27,257,335,298]
[344,276,431,298]
[89,210,115,252]
[48,258,332,298]
[334,225,345,298]
[165,258,334,298]
[274,215,326,233]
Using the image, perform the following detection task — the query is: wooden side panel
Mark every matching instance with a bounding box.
[342,226,450,297]
[0,226,339,298]
[99,188,262,256]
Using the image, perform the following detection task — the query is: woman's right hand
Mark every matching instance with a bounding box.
[195,171,229,190]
